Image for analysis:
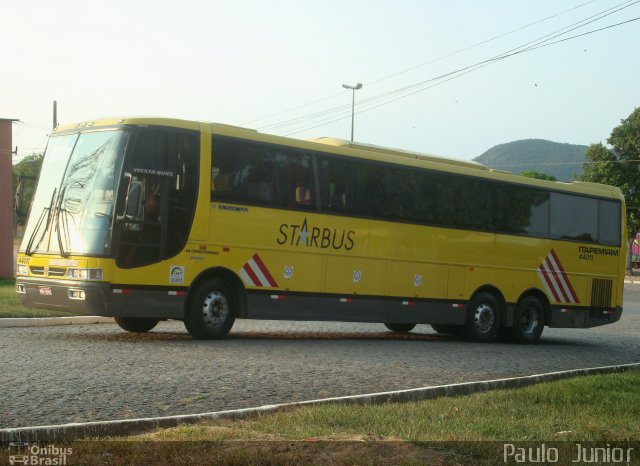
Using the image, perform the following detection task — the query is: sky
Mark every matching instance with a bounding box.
[2,0,639,163]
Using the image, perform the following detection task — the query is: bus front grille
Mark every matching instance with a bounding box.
[29,266,67,277]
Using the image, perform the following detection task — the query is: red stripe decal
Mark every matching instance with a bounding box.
[549,249,579,303]
[252,253,278,287]
[539,264,562,302]
[544,256,570,303]
[537,249,580,304]
[243,262,261,286]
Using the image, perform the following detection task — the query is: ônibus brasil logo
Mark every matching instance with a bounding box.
[277,218,355,251]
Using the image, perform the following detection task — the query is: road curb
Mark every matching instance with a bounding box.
[2,362,639,442]
[0,316,114,328]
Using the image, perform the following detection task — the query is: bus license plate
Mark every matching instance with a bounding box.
[38,287,52,296]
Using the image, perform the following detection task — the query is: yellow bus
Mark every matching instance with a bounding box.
[15,117,625,343]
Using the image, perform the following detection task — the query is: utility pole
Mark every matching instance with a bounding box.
[53,100,57,130]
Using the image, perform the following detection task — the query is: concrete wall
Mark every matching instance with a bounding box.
[0,119,15,278]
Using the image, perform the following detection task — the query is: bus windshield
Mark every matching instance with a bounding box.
[21,129,128,256]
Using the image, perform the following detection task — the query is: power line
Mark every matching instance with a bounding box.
[491,158,640,168]
[245,0,602,127]
[278,5,640,136]
[261,0,638,135]
[283,18,638,136]
[276,0,638,134]
[353,12,640,116]
[13,121,50,130]
[365,0,603,88]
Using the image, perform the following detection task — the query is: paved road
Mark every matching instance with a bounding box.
[2,285,640,429]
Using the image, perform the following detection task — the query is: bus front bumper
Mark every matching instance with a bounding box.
[15,277,185,319]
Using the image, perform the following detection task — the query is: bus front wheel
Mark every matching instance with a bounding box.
[114,317,159,333]
[184,278,236,340]
[465,292,501,342]
[384,323,416,333]
[509,296,544,343]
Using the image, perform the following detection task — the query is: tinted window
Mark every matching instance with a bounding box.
[368,164,410,220]
[317,156,367,215]
[437,175,494,231]
[165,132,200,258]
[497,185,549,235]
[116,128,199,268]
[365,164,440,224]
[550,192,598,242]
[209,136,620,246]
[598,199,621,246]
[212,138,315,210]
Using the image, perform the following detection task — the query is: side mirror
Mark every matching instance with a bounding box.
[116,174,142,222]
[126,181,142,218]
[15,181,23,213]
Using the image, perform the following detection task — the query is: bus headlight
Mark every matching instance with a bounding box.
[66,268,103,280]
[16,264,29,276]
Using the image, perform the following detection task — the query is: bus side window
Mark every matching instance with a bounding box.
[246,158,274,203]
[550,192,597,242]
[318,157,355,214]
[283,151,314,209]
[599,200,621,245]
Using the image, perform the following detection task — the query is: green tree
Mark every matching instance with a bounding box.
[580,107,640,271]
[12,153,43,227]
[519,170,557,181]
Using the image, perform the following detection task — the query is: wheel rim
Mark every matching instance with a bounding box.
[474,303,495,334]
[202,291,229,329]
[519,304,540,335]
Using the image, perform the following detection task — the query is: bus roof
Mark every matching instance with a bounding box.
[53,116,203,133]
[308,137,489,171]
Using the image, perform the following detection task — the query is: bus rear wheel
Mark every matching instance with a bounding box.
[465,292,501,342]
[509,296,544,343]
[384,323,416,333]
[184,278,236,340]
[114,317,159,333]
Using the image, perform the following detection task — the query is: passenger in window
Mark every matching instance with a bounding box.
[246,161,273,202]
[144,188,161,224]
[330,181,347,211]
[295,180,311,206]
[142,181,162,242]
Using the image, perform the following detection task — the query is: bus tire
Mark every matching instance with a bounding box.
[114,317,159,333]
[431,324,460,335]
[464,292,500,342]
[184,278,236,340]
[509,296,544,343]
[384,323,416,333]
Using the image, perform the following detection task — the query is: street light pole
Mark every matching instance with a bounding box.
[342,83,362,142]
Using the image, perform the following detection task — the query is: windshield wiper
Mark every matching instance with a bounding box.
[56,208,72,258]
[54,187,70,258]
[25,188,57,256]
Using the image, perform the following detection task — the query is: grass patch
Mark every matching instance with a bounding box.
[139,370,640,444]
[0,279,71,317]
[15,371,636,465]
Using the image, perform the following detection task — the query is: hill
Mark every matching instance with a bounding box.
[473,139,587,181]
